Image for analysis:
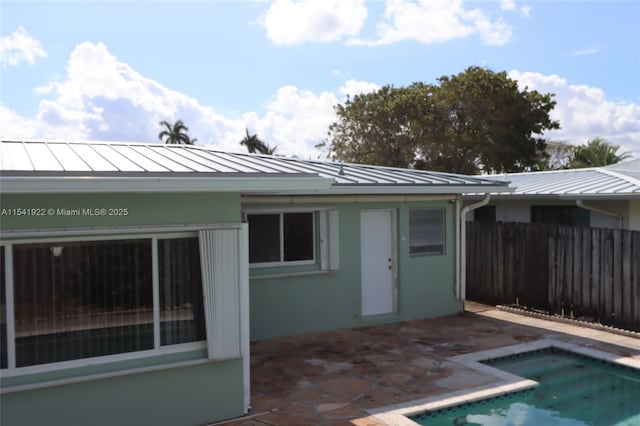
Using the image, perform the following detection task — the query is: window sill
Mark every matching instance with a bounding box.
[1,341,207,378]
[0,355,239,395]
[250,269,337,281]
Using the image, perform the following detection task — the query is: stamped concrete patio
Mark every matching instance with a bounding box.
[219,302,640,426]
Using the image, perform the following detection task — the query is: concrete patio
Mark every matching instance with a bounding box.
[218,302,640,426]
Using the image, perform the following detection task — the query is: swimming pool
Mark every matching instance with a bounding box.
[411,348,640,425]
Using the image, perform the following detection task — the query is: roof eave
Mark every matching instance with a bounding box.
[0,175,333,194]
[284,184,511,196]
[465,192,640,200]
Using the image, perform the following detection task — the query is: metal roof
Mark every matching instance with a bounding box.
[0,140,507,195]
[479,160,640,199]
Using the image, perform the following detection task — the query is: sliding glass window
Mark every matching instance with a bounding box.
[3,236,205,370]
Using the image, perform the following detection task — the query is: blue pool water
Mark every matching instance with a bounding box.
[412,348,640,426]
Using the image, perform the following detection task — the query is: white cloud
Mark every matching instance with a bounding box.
[0,104,39,138]
[571,46,600,56]
[1,26,47,66]
[500,0,517,11]
[0,42,382,160]
[500,0,530,17]
[263,0,367,45]
[510,70,640,155]
[348,0,512,46]
[338,79,381,97]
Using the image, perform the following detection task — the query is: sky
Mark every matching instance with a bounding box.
[1,0,639,161]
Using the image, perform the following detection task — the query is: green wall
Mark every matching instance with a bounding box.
[247,200,461,340]
[1,358,244,426]
[1,191,245,425]
[0,192,241,230]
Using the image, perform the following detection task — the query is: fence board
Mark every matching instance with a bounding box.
[580,229,591,318]
[466,221,639,331]
[622,230,632,328]
[591,228,600,321]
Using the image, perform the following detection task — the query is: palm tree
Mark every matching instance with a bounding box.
[569,137,632,168]
[158,120,197,145]
[240,128,277,154]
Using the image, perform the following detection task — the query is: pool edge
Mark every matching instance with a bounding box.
[367,338,640,425]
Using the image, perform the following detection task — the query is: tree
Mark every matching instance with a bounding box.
[158,120,197,145]
[539,141,575,170]
[240,129,277,154]
[324,85,430,168]
[324,67,560,174]
[568,137,632,168]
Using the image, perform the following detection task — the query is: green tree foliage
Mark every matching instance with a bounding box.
[326,85,431,168]
[158,120,197,145]
[325,67,560,174]
[539,140,576,170]
[568,137,632,168]
[240,129,277,154]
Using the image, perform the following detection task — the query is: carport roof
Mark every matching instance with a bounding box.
[478,160,640,199]
[0,139,508,194]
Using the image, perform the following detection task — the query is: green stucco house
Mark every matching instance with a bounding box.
[0,140,506,425]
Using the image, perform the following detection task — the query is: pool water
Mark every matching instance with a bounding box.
[412,348,640,426]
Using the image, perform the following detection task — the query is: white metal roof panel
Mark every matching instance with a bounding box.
[129,146,194,172]
[0,142,33,171]
[47,143,92,171]
[115,146,170,172]
[91,144,145,172]
[174,149,244,173]
[1,140,508,194]
[481,164,640,198]
[24,142,63,171]
[70,144,119,172]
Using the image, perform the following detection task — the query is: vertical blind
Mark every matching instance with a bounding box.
[1,246,6,369]
[2,237,205,369]
[12,240,154,367]
[158,238,205,345]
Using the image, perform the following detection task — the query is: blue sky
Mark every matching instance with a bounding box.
[1,0,639,159]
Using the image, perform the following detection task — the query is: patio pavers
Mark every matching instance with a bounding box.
[219,302,640,426]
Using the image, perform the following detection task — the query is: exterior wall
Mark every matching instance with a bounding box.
[467,198,631,230]
[0,192,240,230]
[1,359,244,426]
[0,191,246,426]
[245,198,461,340]
[628,200,640,231]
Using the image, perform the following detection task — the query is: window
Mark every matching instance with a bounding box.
[2,236,205,370]
[1,246,6,369]
[474,206,496,223]
[531,206,590,227]
[409,208,445,255]
[158,238,206,346]
[248,212,314,265]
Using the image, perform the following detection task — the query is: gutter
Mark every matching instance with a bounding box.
[458,193,491,301]
[0,175,332,194]
[575,200,623,229]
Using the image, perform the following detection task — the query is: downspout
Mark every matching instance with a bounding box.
[576,200,623,229]
[458,193,491,301]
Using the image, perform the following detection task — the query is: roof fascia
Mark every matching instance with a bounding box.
[281,184,511,196]
[464,193,640,200]
[0,176,333,194]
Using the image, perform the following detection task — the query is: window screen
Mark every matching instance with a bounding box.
[409,208,445,255]
[248,212,315,264]
[13,239,154,367]
[5,237,206,369]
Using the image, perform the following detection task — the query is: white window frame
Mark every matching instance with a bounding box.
[246,210,317,268]
[0,231,206,376]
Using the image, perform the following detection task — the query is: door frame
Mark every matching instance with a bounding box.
[360,208,398,316]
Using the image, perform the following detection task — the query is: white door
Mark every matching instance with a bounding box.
[360,210,396,316]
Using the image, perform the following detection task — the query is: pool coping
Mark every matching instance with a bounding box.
[367,338,640,426]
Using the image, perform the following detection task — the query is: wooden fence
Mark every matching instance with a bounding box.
[466,221,640,331]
